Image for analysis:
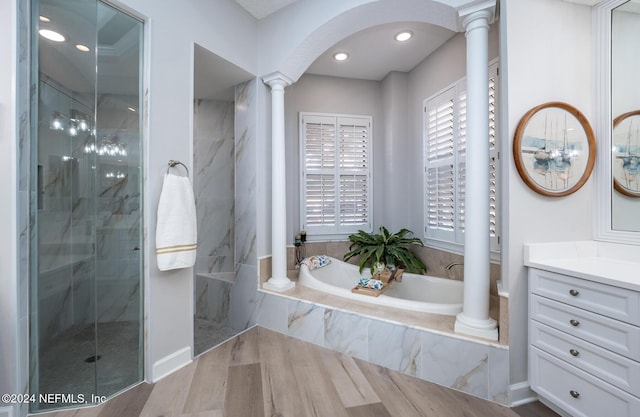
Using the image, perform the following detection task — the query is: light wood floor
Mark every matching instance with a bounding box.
[36,326,558,417]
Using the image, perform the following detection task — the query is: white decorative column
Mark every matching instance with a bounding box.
[455,2,498,340]
[262,72,295,292]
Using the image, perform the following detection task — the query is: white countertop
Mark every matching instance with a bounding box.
[524,241,640,291]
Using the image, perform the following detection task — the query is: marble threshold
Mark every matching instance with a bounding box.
[260,271,505,347]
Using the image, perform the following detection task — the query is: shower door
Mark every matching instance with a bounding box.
[29,0,143,412]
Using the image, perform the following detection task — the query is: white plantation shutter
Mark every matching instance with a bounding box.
[489,62,500,251]
[424,61,500,253]
[456,89,467,243]
[339,119,369,229]
[303,116,336,228]
[301,113,371,236]
[425,87,456,242]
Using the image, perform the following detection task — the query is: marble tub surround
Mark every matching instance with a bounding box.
[256,263,508,399]
[255,290,510,405]
[265,242,506,332]
[524,240,640,290]
[259,276,501,343]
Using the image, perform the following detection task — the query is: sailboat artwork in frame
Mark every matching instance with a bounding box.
[513,101,596,197]
[612,110,640,197]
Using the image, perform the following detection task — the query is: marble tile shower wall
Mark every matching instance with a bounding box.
[193,80,260,331]
[193,97,235,328]
[17,4,30,416]
[193,99,235,279]
[255,292,510,406]
[229,80,261,331]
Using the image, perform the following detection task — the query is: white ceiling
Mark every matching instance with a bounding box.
[306,22,456,81]
[233,0,299,19]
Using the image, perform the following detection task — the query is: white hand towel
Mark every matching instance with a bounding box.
[156,172,197,271]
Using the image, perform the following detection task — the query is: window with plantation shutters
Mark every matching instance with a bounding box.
[488,63,499,252]
[425,86,457,243]
[301,113,372,237]
[424,61,500,254]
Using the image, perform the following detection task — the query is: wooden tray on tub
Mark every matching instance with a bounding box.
[351,283,389,297]
[350,269,404,297]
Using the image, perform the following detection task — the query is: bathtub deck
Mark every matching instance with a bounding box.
[261,276,503,345]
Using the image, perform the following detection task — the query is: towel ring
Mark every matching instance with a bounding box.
[167,160,189,176]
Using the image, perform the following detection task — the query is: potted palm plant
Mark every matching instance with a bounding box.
[343,226,426,275]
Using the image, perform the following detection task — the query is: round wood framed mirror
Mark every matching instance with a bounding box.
[513,101,596,197]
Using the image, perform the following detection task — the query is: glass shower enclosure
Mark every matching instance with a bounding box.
[29,0,143,412]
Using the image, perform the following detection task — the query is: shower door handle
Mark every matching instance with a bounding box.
[132,246,140,251]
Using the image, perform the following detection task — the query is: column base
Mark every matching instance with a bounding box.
[263,277,295,292]
[454,312,498,341]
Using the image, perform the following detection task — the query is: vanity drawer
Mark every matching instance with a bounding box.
[530,347,640,417]
[531,295,640,361]
[529,269,640,324]
[530,320,640,396]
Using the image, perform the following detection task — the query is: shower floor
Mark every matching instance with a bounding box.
[36,321,141,411]
[194,317,241,356]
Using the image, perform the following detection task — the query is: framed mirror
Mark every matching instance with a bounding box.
[513,101,596,197]
[594,0,640,242]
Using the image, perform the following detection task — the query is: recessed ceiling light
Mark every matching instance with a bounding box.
[333,51,349,61]
[75,44,90,52]
[394,30,413,42]
[39,29,65,42]
[39,16,50,22]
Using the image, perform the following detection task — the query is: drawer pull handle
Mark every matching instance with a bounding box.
[569,289,579,296]
[570,319,580,327]
[569,349,580,356]
[570,390,580,399]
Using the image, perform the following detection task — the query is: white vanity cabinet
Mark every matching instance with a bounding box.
[528,267,640,417]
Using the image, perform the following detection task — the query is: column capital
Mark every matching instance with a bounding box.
[458,0,494,32]
[262,71,293,89]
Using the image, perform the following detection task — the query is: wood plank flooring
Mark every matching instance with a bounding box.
[36,326,558,417]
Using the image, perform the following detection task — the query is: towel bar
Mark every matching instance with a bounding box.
[167,160,189,176]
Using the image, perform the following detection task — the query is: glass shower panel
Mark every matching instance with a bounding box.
[94,1,143,397]
[30,0,99,410]
[29,0,143,411]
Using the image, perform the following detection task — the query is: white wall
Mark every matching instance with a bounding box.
[501,0,594,398]
[380,71,410,232]
[283,74,383,241]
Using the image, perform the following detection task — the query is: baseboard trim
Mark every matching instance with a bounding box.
[152,346,192,382]
[509,381,537,407]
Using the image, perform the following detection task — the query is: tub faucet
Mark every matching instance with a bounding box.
[445,261,464,270]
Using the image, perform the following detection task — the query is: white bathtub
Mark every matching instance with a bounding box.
[298,256,463,315]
